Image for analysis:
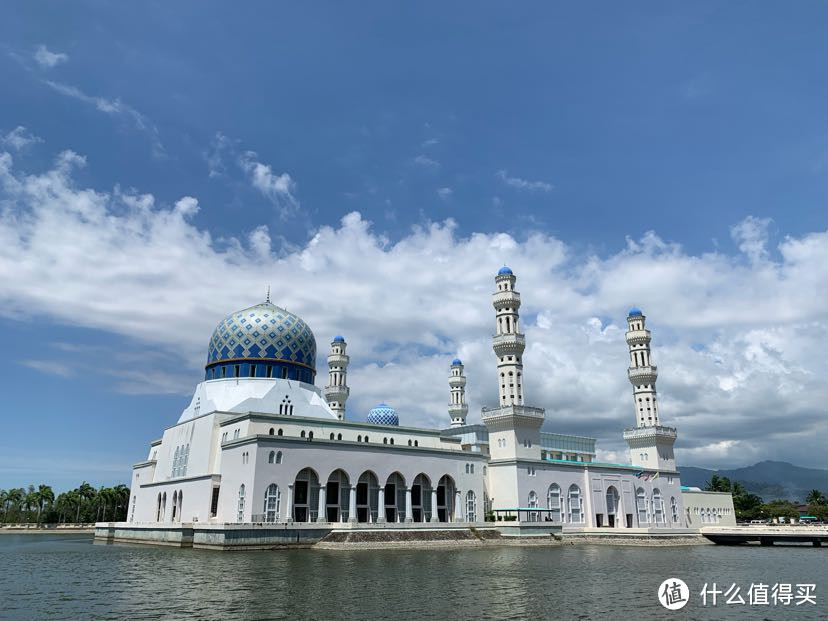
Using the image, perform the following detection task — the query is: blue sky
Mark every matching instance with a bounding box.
[2,2,828,490]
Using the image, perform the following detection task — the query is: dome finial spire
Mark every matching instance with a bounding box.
[265,285,271,304]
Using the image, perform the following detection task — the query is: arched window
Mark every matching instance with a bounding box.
[528,491,539,522]
[470,464,474,474]
[357,435,362,442]
[390,438,394,445]
[636,488,648,524]
[547,484,561,522]
[264,484,281,523]
[301,430,306,438]
[465,464,470,474]
[237,485,245,523]
[337,433,342,440]
[568,485,582,523]
[278,428,283,436]
[276,451,282,464]
[364,436,369,443]
[414,440,418,447]
[653,489,665,524]
[269,428,274,435]
[330,432,335,440]
[408,439,412,446]
[172,446,180,477]
[308,431,313,440]
[383,437,388,444]
[670,497,678,523]
[268,450,275,464]
[466,490,477,522]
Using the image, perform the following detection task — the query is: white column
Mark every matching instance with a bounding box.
[317,485,327,523]
[286,484,294,523]
[430,489,439,523]
[583,469,593,527]
[348,485,357,524]
[377,487,386,523]
[454,490,464,522]
[405,487,413,523]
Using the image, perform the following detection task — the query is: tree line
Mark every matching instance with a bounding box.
[705,474,828,521]
[0,483,130,525]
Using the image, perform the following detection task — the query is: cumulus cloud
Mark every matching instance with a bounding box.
[1,150,827,468]
[731,215,771,264]
[1,126,43,150]
[238,151,298,217]
[34,45,68,68]
[496,169,554,192]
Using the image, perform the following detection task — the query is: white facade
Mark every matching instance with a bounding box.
[126,268,725,533]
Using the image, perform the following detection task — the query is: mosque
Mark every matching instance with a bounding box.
[121,267,734,541]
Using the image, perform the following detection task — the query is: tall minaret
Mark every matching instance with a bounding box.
[622,308,677,472]
[448,358,468,427]
[493,266,525,406]
[625,308,660,427]
[323,336,349,420]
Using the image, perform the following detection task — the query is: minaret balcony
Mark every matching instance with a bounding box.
[625,329,651,345]
[448,376,466,388]
[324,385,350,400]
[492,333,526,356]
[623,425,677,445]
[448,403,468,416]
[492,290,521,309]
[628,366,658,385]
[327,353,349,366]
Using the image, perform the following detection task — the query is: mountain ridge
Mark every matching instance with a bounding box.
[678,460,828,502]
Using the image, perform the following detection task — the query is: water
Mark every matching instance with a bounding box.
[0,535,825,620]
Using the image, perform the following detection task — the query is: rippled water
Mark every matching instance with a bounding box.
[0,534,825,620]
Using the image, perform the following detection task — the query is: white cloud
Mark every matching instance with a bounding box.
[41,80,164,157]
[731,215,771,264]
[238,151,298,217]
[1,126,42,150]
[412,154,440,169]
[437,187,453,201]
[34,45,68,68]
[496,169,554,192]
[19,359,74,377]
[1,150,828,468]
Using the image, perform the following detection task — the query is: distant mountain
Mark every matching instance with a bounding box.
[678,460,828,502]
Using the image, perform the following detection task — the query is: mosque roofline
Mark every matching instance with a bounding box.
[220,411,461,437]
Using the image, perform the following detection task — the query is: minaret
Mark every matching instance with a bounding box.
[493,266,525,406]
[323,336,349,420]
[625,308,660,427]
[482,267,544,466]
[448,358,468,427]
[622,308,677,472]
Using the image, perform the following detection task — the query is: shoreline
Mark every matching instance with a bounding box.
[1,526,96,535]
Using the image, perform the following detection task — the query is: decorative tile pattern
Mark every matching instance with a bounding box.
[367,403,399,426]
[207,302,317,368]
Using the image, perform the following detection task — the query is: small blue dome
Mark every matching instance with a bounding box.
[497,266,513,276]
[451,357,462,366]
[367,403,399,426]
[333,335,345,343]
[628,307,643,317]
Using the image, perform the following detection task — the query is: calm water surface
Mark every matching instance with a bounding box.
[0,534,825,620]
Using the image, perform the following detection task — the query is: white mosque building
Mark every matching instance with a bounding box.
[121,267,734,542]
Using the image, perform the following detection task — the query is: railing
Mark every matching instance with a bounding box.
[622,425,677,438]
[482,404,545,419]
[492,290,521,307]
[492,334,526,351]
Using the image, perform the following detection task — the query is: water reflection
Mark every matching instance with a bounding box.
[0,535,824,620]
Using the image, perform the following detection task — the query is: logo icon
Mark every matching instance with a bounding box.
[658,578,689,610]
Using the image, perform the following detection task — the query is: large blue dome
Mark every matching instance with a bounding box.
[628,307,643,317]
[367,403,399,426]
[205,302,317,383]
[497,266,513,276]
[451,357,463,365]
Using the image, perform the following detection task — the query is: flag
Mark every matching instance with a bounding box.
[652,471,660,480]
[635,471,644,478]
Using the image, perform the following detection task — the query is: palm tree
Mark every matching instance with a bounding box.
[806,490,827,505]
[6,488,24,522]
[23,485,37,523]
[36,485,55,525]
[112,484,130,521]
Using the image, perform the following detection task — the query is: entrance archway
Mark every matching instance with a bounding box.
[293,468,320,523]
[606,486,620,527]
[326,469,350,522]
[436,475,456,522]
[411,473,432,522]
[384,472,406,522]
[356,471,379,523]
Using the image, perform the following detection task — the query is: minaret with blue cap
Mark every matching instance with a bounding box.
[493,266,525,406]
[622,308,678,472]
[324,335,349,420]
[448,358,468,427]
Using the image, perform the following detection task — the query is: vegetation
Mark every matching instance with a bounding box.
[705,475,828,521]
[0,482,130,524]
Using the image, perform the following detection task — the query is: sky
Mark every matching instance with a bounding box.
[1,2,827,491]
